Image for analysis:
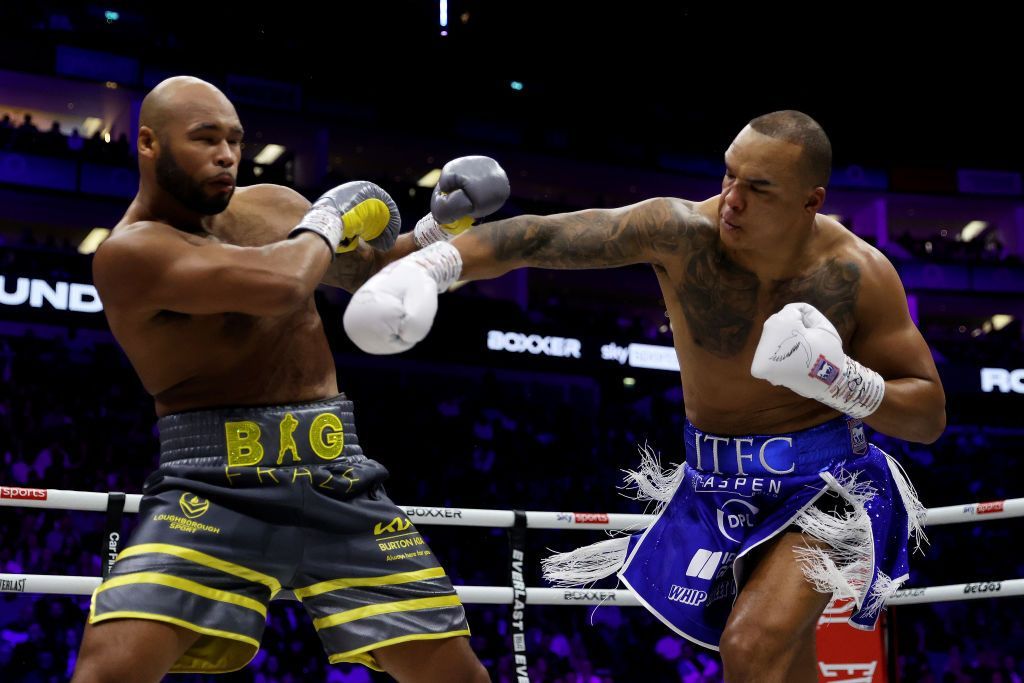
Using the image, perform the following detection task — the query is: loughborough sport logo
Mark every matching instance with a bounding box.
[179,493,210,519]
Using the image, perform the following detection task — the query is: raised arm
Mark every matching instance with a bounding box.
[97,181,401,316]
[341,197,704,354]
[452,196,697,280]
[94,223,333,317]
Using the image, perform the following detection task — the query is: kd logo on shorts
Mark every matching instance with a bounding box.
[179,493,210,519]
[374,516,412,535]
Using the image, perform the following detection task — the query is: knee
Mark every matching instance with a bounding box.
[466,660,491,683]
[71,652,155,683]
[719,617,805,678]
[442,659,490,683]
[70,659,111,683]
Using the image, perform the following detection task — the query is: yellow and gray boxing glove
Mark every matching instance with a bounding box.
[413,156,509,247]
[290,181,401,256]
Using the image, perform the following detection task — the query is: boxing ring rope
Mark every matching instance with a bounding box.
[4,574,1024,607]
[1,486,1022,606]
[3,487,1022,526]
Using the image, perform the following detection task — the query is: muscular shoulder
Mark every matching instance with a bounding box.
[642,196,716,245]
[817,216,906,326]
[821,217,899,289]
[221,184,311,244]
[233,184,310,218]
[99,220,192,259]
[93,221,193,301]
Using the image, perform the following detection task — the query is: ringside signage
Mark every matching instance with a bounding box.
[0,486,49,501]
[1,275,103,314]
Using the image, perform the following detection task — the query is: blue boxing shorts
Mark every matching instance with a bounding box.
[543,416,925,651]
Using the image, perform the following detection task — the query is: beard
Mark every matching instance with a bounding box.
[155,147,233,215]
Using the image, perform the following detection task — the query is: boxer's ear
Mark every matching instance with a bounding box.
[138,126,157,159]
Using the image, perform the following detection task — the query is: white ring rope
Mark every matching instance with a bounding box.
[2,487,1022,528]
[1,574,1021,607]
[2,486,1021,607]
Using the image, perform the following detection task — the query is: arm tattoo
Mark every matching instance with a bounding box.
[480,199,693,269]
[320,249,376,293]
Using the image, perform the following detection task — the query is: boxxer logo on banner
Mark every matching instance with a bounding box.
[486,330,582,358]
[563,590,617,602]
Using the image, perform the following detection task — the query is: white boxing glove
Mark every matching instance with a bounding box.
[342,242,463,354]
[750,302,885,419]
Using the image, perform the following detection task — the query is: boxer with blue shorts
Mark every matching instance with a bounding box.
[345,109,946,681]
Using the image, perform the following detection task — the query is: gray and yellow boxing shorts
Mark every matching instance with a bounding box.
[89,394,469,673]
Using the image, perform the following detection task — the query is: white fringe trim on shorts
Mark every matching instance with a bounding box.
[542,444,679,586]
[792,454,927,619]
[542,443,927,620]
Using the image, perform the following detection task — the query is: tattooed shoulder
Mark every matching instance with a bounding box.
[770,259,861,339]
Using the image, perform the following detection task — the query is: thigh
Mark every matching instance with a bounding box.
[72,618,199,683]
[727,531,832,636]
[373,635,486,683]
[296,488,470,671]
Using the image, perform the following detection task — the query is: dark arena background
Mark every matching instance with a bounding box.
[0,3,1022,682]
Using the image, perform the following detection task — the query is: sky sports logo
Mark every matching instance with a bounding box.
[963,501,1006,515]
[573,513,609,524]
[0,486,48,501]
[601,342,680,372]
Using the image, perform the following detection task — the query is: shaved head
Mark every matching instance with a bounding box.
[140,76,237,136]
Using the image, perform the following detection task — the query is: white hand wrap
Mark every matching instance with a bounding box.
[290,206,343,253]
[413,213,450,247]
[823,356,885,419]
[407,240,463,292]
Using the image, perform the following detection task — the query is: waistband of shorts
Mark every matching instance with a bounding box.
[157,394,363,466]
[684,416,864,476]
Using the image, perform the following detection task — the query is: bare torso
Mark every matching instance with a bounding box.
[654,197,867,434]
[97,185,337,416]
